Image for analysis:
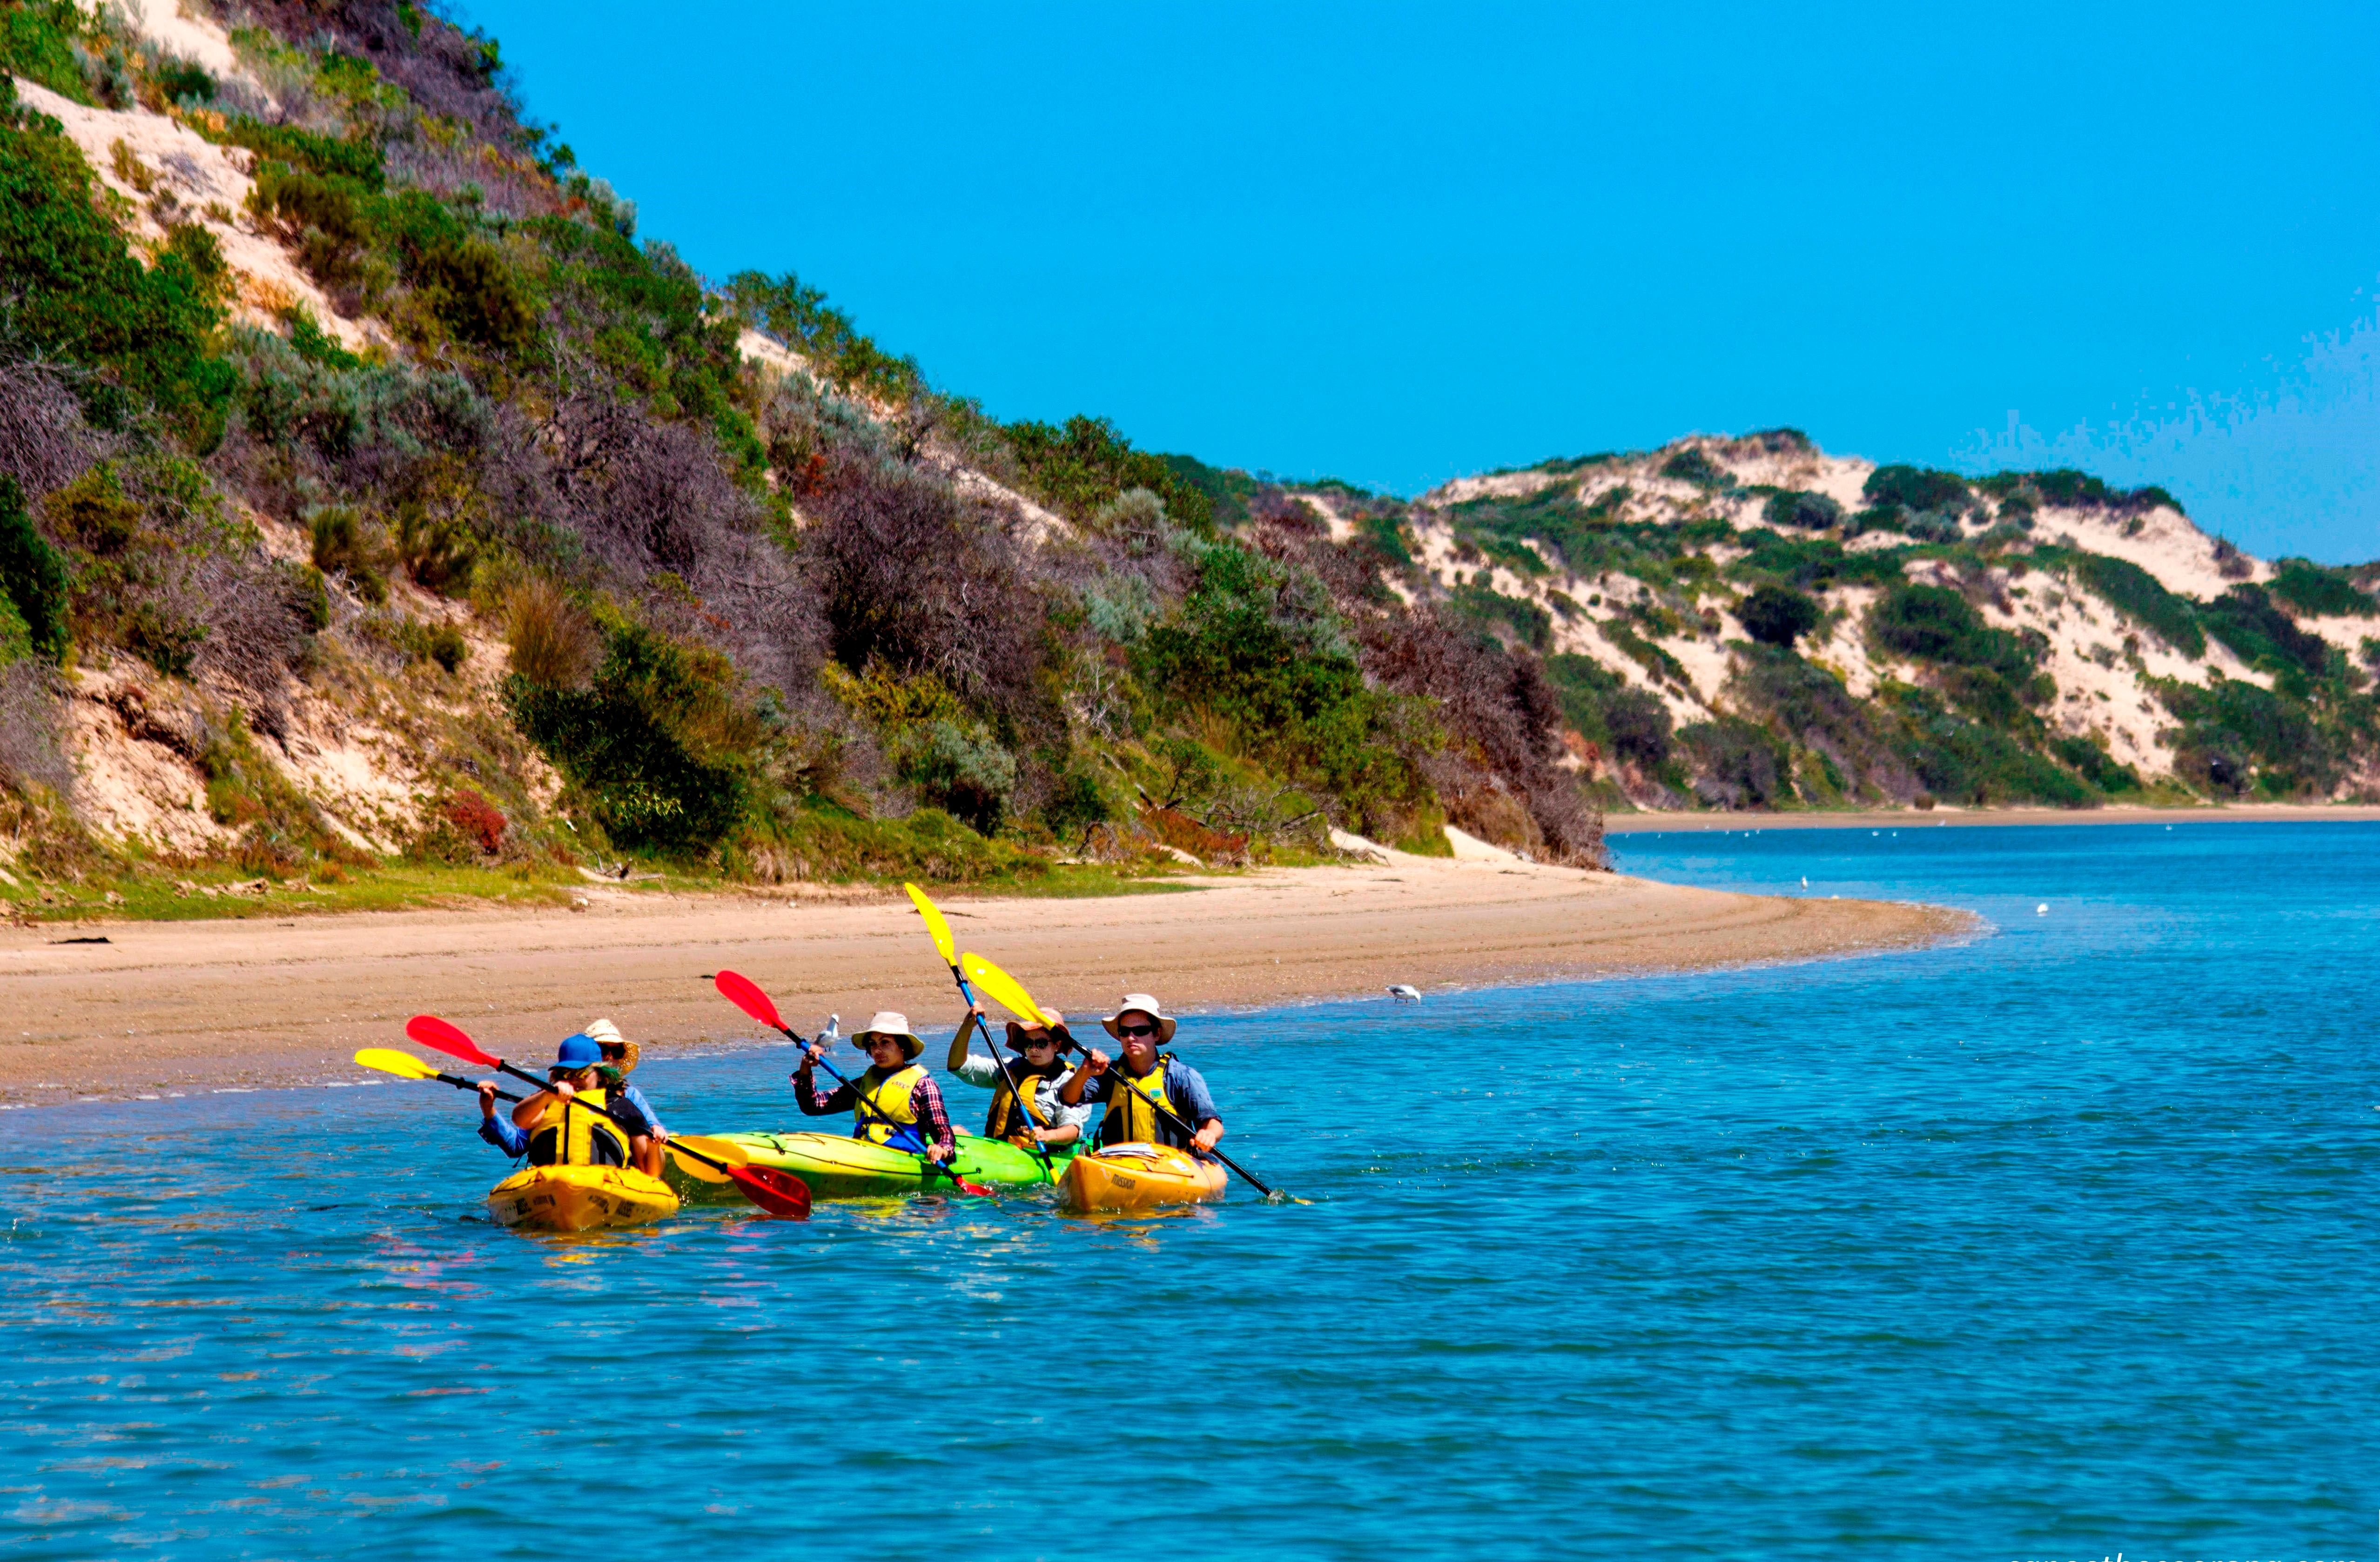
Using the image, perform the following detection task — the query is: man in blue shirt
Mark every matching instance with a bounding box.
[1059,993,1225,1156]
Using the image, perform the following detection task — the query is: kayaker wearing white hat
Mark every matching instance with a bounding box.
[581,1018,671,1157]
[795,1011,958,1164]
[947,1004,1091,1149]
[1058,993,1225,1156]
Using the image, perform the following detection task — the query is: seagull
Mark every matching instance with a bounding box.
[823,1013,841,1042]
[1386,984,1421,1002]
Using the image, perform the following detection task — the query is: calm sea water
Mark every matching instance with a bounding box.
[2,823,2374,1561]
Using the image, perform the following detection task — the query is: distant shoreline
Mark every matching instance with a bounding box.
[0,855,1963,1106]
[1600,803,2380,833]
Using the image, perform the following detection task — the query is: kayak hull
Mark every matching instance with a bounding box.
[664,1131,1070,1202]
[1057,1144,1229,1212]
[487,1164,681,1231]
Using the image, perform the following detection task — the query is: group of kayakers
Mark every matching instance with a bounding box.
[476,993,1225,1174]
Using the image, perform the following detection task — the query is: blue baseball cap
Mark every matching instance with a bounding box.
[550,1033,605,1074]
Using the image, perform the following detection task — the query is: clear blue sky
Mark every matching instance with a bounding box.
[459,0,2380,561]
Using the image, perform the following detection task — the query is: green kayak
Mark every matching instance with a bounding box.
[664,1131,1074,1202]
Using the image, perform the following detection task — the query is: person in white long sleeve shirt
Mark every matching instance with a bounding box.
[945,1004,1092,1149]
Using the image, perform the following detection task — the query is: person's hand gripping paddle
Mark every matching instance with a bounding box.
[962,953,1295,1202]
[397,1016,811,1220]
[710,971,994,1197]
[904,882,1057,1175]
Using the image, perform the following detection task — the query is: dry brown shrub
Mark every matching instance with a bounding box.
[505,577,596,688]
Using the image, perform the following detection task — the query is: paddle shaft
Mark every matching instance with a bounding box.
[1063,1042,1277,1197]
[410,1068,526,1105]
[773,1023,981,1192]
[949,974,1058,1176]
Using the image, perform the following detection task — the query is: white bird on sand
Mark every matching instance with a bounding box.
[1387,984,1421,1002]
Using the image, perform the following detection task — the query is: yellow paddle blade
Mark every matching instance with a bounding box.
[665,1143,729,1183]
[354,1047,441,1081]
[961,952,1059,1027]
[673,1134,750,1168]
[903,881,957,966]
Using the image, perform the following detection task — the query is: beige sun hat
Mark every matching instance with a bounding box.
[1003,1009,1068,1051]
[583,1017,638,1074]
[1101,994,1176,1045]
[851,1011,924,1061]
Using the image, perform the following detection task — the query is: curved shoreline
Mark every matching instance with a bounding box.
[0,857,1967,1106]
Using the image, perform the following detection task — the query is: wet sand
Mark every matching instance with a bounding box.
[0,855,1965,1105]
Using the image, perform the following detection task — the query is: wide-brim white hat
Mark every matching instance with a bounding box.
[851,1011,923,1061]
[583,1017,637,1073]
[1101,994,1176,1044]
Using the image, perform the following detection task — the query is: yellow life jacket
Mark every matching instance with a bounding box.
[983,1059,1066,1143]
[852,1063,926,1146]
[526,1087,629,1168]
[1099,1054,1179,1148]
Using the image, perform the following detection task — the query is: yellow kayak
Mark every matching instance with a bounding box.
[1057,1143,1229,1212]
[486,1164,682,1231]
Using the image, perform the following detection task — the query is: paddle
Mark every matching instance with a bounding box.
[399,1017,810,1219]
[711,971,995,1197]
[905,883,1058,1176]
[965,957,1288,1201]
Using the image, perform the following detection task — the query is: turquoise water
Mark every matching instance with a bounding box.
[3,823,2374,1560]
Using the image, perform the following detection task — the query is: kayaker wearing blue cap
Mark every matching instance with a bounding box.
[795,1012,957,1164]
[476,1032,665,1175]
[1059,993,1225,1156]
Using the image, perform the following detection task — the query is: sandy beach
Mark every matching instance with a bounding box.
[0,856,1964,1106]
[1600,803,2380,833]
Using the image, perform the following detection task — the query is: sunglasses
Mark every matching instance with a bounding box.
[1116,1024,1158,1039]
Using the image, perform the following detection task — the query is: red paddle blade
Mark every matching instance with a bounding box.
[713,970,786,1032]
[406,1014,499,1068]
[728,1164,812,1220]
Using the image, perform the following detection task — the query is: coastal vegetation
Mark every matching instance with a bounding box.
[0,0,2373,920]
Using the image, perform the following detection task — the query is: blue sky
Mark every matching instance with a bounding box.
[460,0,2380,560]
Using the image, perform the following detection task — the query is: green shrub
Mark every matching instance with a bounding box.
[1736,584,1820,648]
[1003,415,1216,531]
[2069,552,2204,656]
[0,81,233,431]
[2198,584,2327,677]
[1878,684,2095,806]
[1864,465,1970,512]
[723,268,926,405]
[1871,584,2038,680]
[1659,448,1729,489]
[1762,489,1842,531]
[2157,675,2325,792]
[506,620,752,852]
[2053,734,2138,793]
[2268,558,2375,618]
[1544,654,1671,767]
[1977,468,2181,514]
[310,506,388,602]
[1678,716,1788,806]
[1041,765,1114,848]
[0,477,72,663]
[894,719,1016,835]
[0,2,94,101]
[1446,578,1551,651]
